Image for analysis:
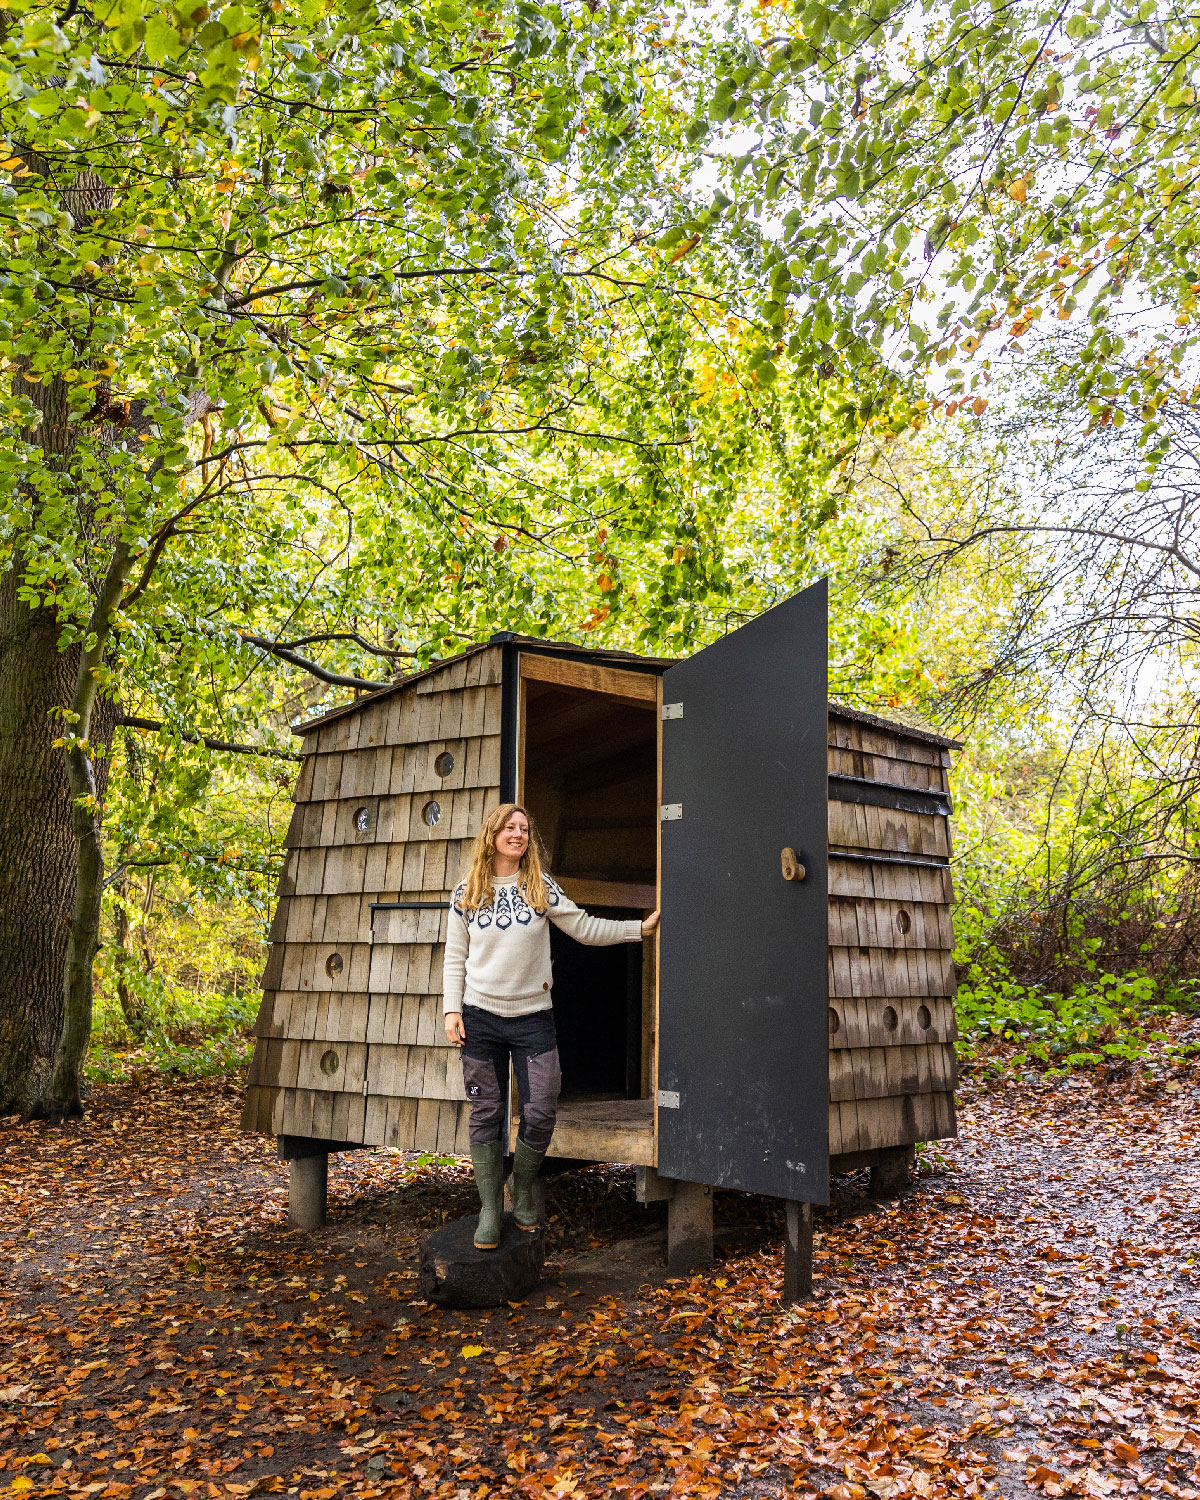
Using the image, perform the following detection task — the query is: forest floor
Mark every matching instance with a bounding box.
[3,1024,1200,1500]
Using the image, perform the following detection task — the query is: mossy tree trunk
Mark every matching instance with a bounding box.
[0,249,122,1117]
[0,575,86,1116]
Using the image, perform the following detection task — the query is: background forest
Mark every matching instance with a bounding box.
[5,0,1200,1108]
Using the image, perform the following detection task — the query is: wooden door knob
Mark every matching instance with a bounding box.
[781,847,805,882]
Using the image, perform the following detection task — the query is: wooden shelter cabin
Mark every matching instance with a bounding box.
[242,583,959,1293]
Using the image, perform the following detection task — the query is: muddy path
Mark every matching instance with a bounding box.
[2,1041,1199,1499]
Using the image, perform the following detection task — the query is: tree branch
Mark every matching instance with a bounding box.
[264,630,418,661]
[117,714,300,761]
[237,632,388,691]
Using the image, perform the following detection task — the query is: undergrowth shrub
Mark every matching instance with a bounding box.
[88,900,264,1083]
[955,954,1200,1076]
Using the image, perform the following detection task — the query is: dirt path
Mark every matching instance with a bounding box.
[2,1048,1199,1499]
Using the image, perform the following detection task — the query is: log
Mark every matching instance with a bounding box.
[419,1213,546,1308]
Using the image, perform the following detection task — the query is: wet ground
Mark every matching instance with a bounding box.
[2,1039,1199,1498]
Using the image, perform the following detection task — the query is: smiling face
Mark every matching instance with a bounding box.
[495,810,530,862]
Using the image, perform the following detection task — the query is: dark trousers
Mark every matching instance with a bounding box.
[460,1004,561,1152]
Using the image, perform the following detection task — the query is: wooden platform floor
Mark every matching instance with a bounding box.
[530,1096,655,1166]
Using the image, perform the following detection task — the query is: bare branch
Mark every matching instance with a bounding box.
[236,632,387,691]
[117,713,300,761]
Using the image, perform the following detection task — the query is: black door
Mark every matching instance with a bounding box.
[658,581,828,1203]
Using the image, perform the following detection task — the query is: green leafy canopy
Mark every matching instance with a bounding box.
[702,0,1200,462]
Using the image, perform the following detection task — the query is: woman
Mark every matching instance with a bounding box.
[443,803,660,1250]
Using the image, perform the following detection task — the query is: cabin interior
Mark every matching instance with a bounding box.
[516,656,660,1163]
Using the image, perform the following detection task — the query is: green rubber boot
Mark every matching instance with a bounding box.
[510,1138,545,1233]
[470,1141,505,1250]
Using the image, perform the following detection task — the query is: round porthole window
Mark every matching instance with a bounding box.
[917,1004,932,1031]
[325,952,344,978]
[433,750,454,778]
[827,1006,841,1035]
[422,798,442,827]
[353,805,372,833]
[320,1049,340,1076]
[896,908,912,934]
[882,1004,899,1032]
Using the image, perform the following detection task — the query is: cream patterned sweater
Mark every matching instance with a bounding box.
[442,874,643,1019]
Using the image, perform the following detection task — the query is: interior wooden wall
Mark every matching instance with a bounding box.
[240,645,504,1154]
[826,711,958,1158]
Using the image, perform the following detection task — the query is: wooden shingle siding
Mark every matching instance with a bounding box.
[828,1090,956,1156]
[828,895,954,950]
[828,853,953,906]
[828,802,950,860]
[827,744,949,793]
[241,646,504,1144]
[828,714,949,768]
[827,995,957,1050]
[827,946,956,999]
[825,710,958,1156]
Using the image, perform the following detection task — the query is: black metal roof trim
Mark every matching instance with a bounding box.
[827,847,951,872]
[369,900,449,911]
[489,631,677,670]
[828,771,953,818]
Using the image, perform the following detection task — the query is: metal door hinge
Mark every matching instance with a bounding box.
[662,702,683,720]
[660,803,682,822]
[657,1089,680,1109]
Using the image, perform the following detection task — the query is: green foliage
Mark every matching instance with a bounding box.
[0,0,875,695]
[711,1,1200,464]
[89,893,263,1081]
[955,958,1200,1077]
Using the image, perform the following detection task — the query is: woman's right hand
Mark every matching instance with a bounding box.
[445,1011,466,1046]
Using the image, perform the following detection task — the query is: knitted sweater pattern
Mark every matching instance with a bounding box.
[442,873,642,1019]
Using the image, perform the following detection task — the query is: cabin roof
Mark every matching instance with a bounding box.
[827,701,962,751]
[292,635,673,736]
[292,633,961,750]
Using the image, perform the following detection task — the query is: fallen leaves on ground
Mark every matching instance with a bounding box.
[2,1023,1199,1499]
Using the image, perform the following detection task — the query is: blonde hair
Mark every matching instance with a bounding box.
[460,803,551,913]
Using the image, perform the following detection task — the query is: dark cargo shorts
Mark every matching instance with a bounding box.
[460,1004,561,1152]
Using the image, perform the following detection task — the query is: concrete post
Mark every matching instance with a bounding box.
[783,1200,813,1303]
[288,1153,328,1229]
[667,1180,713,1273]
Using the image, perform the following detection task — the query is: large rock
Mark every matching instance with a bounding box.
[419,1213,545,1307]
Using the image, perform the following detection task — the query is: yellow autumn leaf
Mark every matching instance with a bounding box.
[1008,179,1027,204]
[715,1277,728,1289]
[462,1343,485,1358]
[10,1479,34,1494]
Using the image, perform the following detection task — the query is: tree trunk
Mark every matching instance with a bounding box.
[112,882,151,1038]
[0,571,114,1117]
[1,234,118,1116]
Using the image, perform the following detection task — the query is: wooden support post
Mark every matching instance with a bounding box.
[667,1180,713,1273]
[869,1145,914,1199]
[636,1166,676,1204]
[288,1153,328,1229]
[783,1200,813,1303]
